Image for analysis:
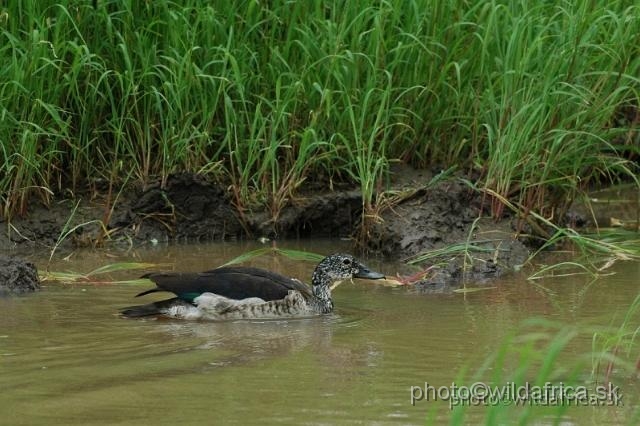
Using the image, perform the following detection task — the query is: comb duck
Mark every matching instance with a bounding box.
[121,253,384,320]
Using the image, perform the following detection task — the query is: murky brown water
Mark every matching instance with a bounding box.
[1,239,638,424]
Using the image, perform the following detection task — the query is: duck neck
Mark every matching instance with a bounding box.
[311,269,334,313]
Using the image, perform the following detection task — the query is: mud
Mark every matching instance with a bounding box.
[366,175,530,292]
[0,255,40,295]
[0,168,532,288]
[110,173,245,243]
[247,190,362,239]
[0,174,363,249]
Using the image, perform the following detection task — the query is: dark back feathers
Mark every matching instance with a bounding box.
[139,266,310,302]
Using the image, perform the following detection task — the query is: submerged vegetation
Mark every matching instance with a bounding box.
[1,0,638,231]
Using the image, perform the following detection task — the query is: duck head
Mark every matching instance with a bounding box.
[314,253,385,282]
[310,254,385,311]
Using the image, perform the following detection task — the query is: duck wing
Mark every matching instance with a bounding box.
[137,266,311,302]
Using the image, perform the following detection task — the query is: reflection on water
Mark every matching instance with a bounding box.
[1,240,638,424]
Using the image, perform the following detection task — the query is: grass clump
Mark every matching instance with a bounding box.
[0,0,638,232]
[445,311,639,425]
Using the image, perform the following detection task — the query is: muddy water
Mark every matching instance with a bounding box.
[1,240,638,425]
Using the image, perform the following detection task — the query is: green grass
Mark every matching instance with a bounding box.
[41,261,160,284]
[42,246,325,284]
[1,0,638,229]
[446,311,640,425]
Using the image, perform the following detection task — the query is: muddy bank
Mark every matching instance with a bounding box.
[0,173,363,249]
[110,173,245,243]
[0,169,533,288]
[0,174,244,250]
[0,255,40,295]
[366,173,530,292]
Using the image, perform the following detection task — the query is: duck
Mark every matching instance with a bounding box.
[120,253,385,320]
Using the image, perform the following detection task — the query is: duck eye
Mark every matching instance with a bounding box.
[342,258,351,265]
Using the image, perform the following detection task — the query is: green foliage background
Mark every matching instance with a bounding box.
[1,0,638,220]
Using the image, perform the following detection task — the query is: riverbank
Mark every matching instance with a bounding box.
[0,164,580,289]
[2,1,639,289]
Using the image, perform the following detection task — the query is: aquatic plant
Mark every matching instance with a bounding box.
[41,261,159,285]
[42,246,327,285]
[591,292,640,386]
[447,312,639,425]
[219,246,325,266]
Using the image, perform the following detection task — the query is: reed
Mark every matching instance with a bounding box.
[1,0,638,231]
[449,313,639,424]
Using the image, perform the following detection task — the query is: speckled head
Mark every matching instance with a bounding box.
[312,253,385,286]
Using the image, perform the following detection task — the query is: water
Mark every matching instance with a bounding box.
[1,240,638,425]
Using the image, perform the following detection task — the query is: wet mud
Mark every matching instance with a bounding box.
[0,255,40,295]
[111,173,245,243]
[0,168,534,288]
[366,176,530,292]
